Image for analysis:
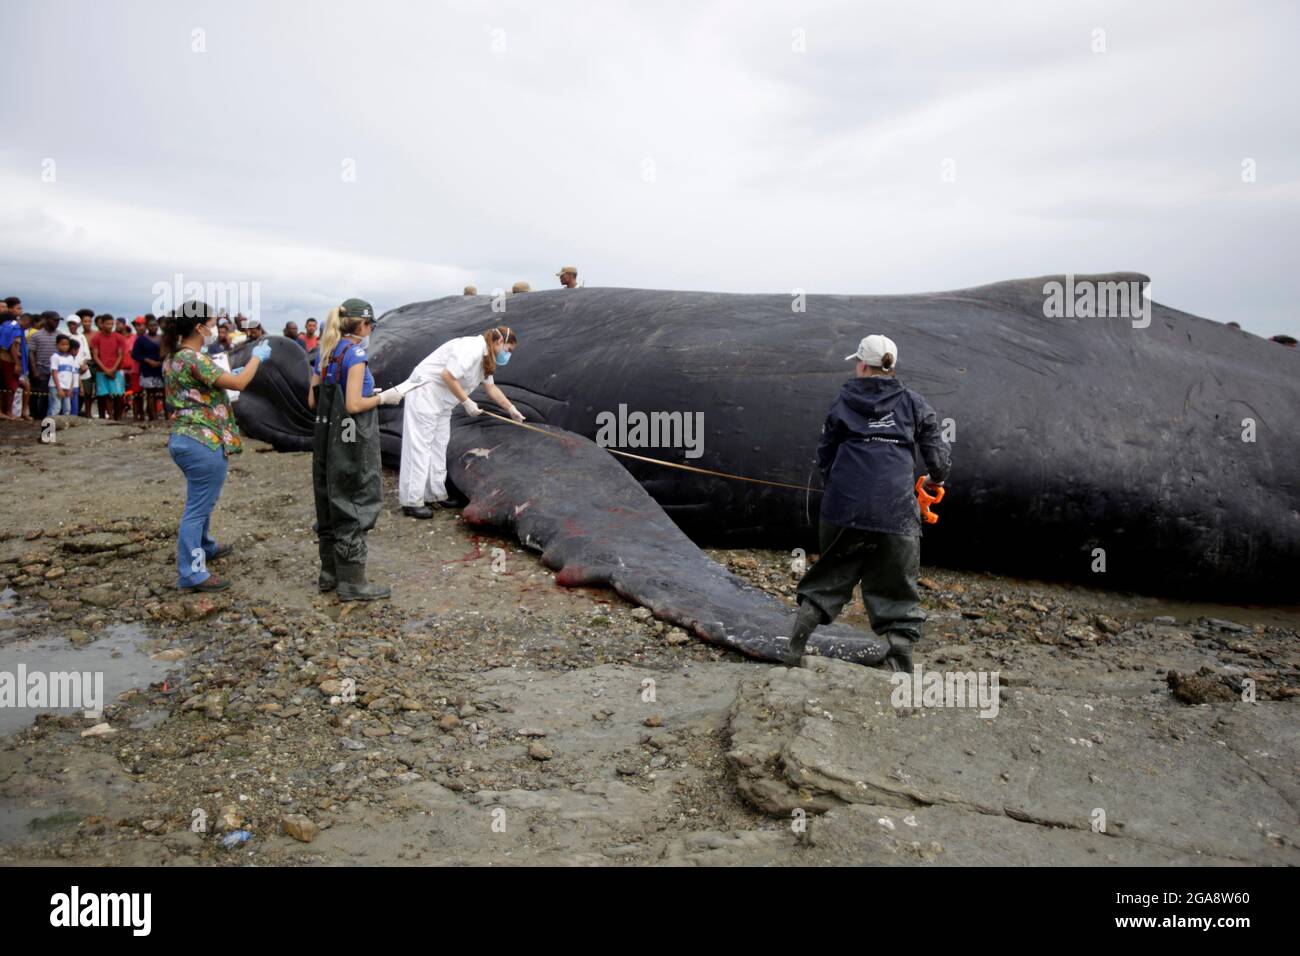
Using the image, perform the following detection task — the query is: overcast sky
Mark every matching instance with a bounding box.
[1,0,1296,336]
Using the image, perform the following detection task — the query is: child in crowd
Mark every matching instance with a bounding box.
[49,334,78,415]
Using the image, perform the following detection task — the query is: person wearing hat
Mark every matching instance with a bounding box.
[307,297,402,601]
[243,315,264,343]
[556,266,578,289]
[71,309,96,415]
[783,334,952,671]
[463,286,478,296]
[392,325,523,518]
[511,281,531,294]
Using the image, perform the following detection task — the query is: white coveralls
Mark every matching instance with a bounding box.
[395,335,492,507]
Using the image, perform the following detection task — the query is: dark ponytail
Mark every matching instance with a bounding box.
[160,300,214,357]
[880,352,896,372]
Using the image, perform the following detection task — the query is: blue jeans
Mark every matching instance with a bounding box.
[168,433,229,587]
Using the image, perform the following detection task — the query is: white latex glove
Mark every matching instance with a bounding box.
[461,398,481,417]
[508,405,525,422]
[378,388,402,406]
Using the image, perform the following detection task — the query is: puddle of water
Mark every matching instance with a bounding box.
[0,623,176,736]
[0,586,19,622]
[0,805,82,845]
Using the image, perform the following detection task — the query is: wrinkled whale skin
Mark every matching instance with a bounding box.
[233,274,1300,601]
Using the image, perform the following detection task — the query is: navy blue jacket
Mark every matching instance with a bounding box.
[816,376,952,537]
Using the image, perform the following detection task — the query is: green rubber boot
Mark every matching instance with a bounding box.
[336,562,391,602]
[784,602,824,666]
[883,633,915,674]
[318,541,337,593]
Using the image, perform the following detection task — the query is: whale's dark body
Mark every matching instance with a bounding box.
[234,274,1300,661]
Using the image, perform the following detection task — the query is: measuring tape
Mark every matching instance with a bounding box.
[478,409,822,493]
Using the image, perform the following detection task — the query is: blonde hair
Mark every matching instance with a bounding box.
[481,325,517,376]
[316,306,343,360]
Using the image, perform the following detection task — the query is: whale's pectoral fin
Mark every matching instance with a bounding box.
[447,404,889,666]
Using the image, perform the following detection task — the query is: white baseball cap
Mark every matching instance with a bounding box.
[845,334,899,367]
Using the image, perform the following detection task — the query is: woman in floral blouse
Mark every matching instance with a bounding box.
[161,301,271,592]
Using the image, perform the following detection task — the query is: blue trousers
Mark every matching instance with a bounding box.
[168,433,229,587]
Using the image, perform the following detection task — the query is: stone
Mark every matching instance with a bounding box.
[79,585,123,608]
[216,806,243,832]
[281,814,319,843]
[62,532,131,554]
[528,742,554,761]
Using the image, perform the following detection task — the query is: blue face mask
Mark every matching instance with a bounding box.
[495,349,510,366]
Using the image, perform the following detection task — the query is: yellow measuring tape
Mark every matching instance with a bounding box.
[479,410,823,493]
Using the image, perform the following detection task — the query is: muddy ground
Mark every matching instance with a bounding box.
[0,416,1296,866]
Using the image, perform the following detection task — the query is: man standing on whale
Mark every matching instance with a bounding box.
[784,334,952,671]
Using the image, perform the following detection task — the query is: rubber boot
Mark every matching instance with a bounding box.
[883,633,915,674]
[318,541,337,593]
[336,561,391,602]
[783,602,823,666]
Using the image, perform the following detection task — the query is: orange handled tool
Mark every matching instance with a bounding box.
[916,475,945,524]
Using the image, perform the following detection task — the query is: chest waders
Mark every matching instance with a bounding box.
[310,344,389,601]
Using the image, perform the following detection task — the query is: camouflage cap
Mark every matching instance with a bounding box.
[511,281,531,293]
[555,266,578,276]
[463,285,478,295]
[340,297,376,322]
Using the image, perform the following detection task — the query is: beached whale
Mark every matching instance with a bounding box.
[231,274,1300,661]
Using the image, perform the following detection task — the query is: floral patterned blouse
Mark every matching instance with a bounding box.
[163,347,242,456]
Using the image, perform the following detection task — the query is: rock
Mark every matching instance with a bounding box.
[44,567,66,580]
[151,649,186,662]
[528,742,554,761]
[216,806,243,832]
[1204,617,1250,633]
[80,723,116,738]
[1152,616,1177,626]
[319,679,343,696]
[281,814,319,843]
[517,726,548,738]
[1094,615,1123,635]
[438,714,461,731]
[63,532,131,554]
[631,607,653,621]
[665,628,691,646]
[1167,668,1237,705]
[79,585,122,608]
[643,715,663,728]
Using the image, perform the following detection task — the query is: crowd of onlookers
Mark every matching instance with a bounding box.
[0,295,322,423]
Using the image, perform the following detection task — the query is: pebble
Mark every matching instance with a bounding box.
[528,741,554,761]
[282,815,319,843]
